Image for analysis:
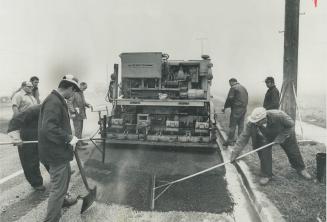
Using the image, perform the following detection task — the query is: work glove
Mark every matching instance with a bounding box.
[69,136,79,151]
[273,134,290,144]
[75,108,80,114]
[8,130,22,146]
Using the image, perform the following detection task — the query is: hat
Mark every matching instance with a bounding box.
[248,107,267,123]
[60,74,80,91]
[25,82,33,87]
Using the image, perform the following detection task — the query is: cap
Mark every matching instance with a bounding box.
[248,107,267,123]
[25,82,33,87]
[60,74,80,91]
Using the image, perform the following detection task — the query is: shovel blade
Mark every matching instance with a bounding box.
[81,186,97,214]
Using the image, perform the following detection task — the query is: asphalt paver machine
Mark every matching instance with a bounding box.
[102,52,218,151]
[92,53,234,211]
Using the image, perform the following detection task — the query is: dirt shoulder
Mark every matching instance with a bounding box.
[213,99,326,222]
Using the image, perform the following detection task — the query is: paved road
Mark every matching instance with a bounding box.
[0,101,261,222]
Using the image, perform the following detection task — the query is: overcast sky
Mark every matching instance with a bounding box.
[0,0,326,99]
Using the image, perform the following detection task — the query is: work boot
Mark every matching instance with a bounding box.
[298,169,312,180]
[259,177,271,186]
[33,185,46,191]
[62,193,77,208]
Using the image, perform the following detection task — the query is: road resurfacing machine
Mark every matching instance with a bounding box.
[103,52,218,150]
[91,52,235,211]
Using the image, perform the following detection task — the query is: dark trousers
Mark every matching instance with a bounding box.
[73,119,84,139]
[254,132,306,177]
[227,108,246,143]
[17,143,49,187]
[44,162,71,222]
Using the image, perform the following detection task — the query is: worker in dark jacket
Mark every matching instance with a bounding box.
[263,77,280,110]
[230,107,311,185]
[222,78,248,146]
[7,105,49,191]
[30,76,41,104]
[38,75,80,222]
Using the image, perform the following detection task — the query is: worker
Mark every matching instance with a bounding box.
[67,81,92,149]
[263,77,280,110]
[222,78,248,146]
[230,107,311,185]
[10,81,26,101]
[30,76,41,104]
[7,105,49,191]
[12,81,37,116]
[38,75,80,222]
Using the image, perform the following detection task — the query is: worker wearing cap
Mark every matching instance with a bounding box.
[263,77,280,110]
[230,107,311,185]
[222,78,248,146]
[12,81,37,116]
[38,75,80,222]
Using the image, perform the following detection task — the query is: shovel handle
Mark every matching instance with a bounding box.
[74,149,92,191]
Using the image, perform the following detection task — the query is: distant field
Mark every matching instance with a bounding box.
[215,92,326,128]
[298,94,326,128]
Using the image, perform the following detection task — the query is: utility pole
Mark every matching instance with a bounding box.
[281,0,300,120]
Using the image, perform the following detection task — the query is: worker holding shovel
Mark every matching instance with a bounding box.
[230,107,311,185]
[38,75,80,222]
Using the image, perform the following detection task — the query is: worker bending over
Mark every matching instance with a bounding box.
[230,107,311,185]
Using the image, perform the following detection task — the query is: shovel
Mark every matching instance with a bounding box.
[74,149,97,214]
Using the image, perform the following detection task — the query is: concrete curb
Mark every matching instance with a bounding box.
[216,123,286,222]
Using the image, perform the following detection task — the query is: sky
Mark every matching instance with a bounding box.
[0,0,326,100]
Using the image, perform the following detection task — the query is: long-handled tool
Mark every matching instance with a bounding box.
[0,140,38,145]
[0,136,98,146]
[74,148,97,214]
[0,138,97,213]
[150,142,275,210]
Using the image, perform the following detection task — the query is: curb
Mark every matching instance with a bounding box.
[216,123,286,222]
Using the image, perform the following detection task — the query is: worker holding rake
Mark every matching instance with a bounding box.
[7,104,49,191]
[230,107,311,185]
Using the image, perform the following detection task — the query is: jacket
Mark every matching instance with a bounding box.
[7,105,41,140]
[233,110,295,156]
[263,86,280,110]
[32,87,41,104]
[224,83,248,111]
[38,90,73,165]
[67,91,89,120]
